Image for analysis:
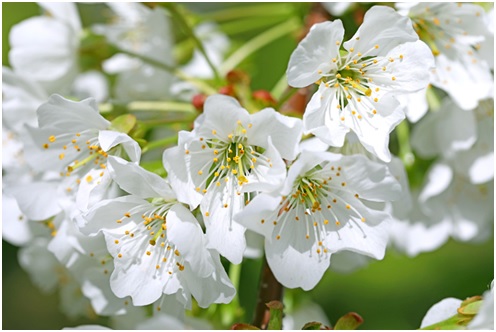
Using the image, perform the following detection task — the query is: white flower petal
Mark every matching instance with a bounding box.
[420,298,462,328]
[107,156,173,199]
[287,20,344,88]
[344,6,418,56]
[98,130,141,163]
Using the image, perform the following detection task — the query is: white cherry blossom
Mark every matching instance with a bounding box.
[8,3,82,94]
[81,156,235,307]
[235,150,401,289]
[164,94,302,264]
[402,2,494,110]
[287,5,434,161]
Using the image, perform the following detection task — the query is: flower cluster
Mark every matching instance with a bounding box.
[2,2,493,330]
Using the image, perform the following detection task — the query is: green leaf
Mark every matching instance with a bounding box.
[109,114,137,134]
[334,312,364,330]
[266,301,284,330]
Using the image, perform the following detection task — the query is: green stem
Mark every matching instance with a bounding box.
[203,3,293,21]
[115,47,217,95]
[142,136,178,154]
[164,3,221,83]
[277,87,299,109]
[397,121,415,168]
[126,101,196,113]
[426,86,441,112]
[220,18,301,76]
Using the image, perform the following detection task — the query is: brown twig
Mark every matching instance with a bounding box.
[252,256,284,329]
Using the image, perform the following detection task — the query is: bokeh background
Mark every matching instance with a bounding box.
[2,2,494,330]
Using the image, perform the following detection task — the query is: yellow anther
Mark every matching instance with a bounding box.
[156,265,160,269]
[146,251,151,256]
[118,253,122,258]
[71,139,77,144]
[185,150,190,155]
[174,249,180,256]
[49,135,56,142]
[86,175,93,183]
[306,234,310,239]
[261,219,265,224]
[336,221,341,226]
[59,153,65,160]
[361,217,366,222]
[350,47,354,52]
[335,41,340,46]
[213,158,218,162]
[205,212,210,217]
[374,98,378,102]
[324,220,329,225]
[212,130,217,135]
[341,182,346,186]
[276,235,281,240]
[114,240,119,244]
[76,133,81,137]
[198,170,203,175]
[374,44,379,49]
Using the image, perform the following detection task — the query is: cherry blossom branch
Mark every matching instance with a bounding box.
[163,3,222,83]
[114,47,217,95]
[220,18,301,76]
[252,256,284,329]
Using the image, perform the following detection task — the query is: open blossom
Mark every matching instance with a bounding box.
[235,150,401,290]
[164,94,302,264]
[23,95,140,210]
[400,3,494,110]
[81,156,235,307]
[287,5,434,162]
[95,3,175,102]
[9,3,82,94]
[412,98,494,184]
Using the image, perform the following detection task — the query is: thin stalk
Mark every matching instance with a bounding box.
[271,73,290,100]
[142,136,178,154]
[220,18,301,76]
[397,121,415,168]
[277,87,299,109]
[115,47,217,95]
[126,101,196,113]
[220,263,243,326]
[252,256,284,329]
[203,3,293,21]
[165,3,221,82]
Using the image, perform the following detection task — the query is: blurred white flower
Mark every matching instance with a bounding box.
[287,6,434,161]
[164,94,302,264]
[8,3,82,94]
[236,150,401,290]
[402,3,494,110]
[412,98,494,184]
[96,3,176,102]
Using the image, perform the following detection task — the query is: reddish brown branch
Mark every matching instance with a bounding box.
[252,257,284,329]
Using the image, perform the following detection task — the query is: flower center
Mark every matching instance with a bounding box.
[114,201,186,275]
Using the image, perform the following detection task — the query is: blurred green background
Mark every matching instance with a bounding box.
[2,2,494,330]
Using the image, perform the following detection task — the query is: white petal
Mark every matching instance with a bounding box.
[38,2,81,32]
[339,154,402,201]
[202,184,246,264]
[167,203,214,278]
[181,250,236,308]
[197,94,250,140]
[163,145,203,209]
[420,298,462,328]
[287,20,344,88]
[37,94,109,131]
[9,181,62,221]
[98,130,141,163]
[9,17,77,82]
[80,196,148,235]
[234,193,282,240]
[419,163,453,203]
[303,85,350,147]
[344,6,418,56]
[107,156,173,199]
[249,108,303,160]
[266,238,330,290]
